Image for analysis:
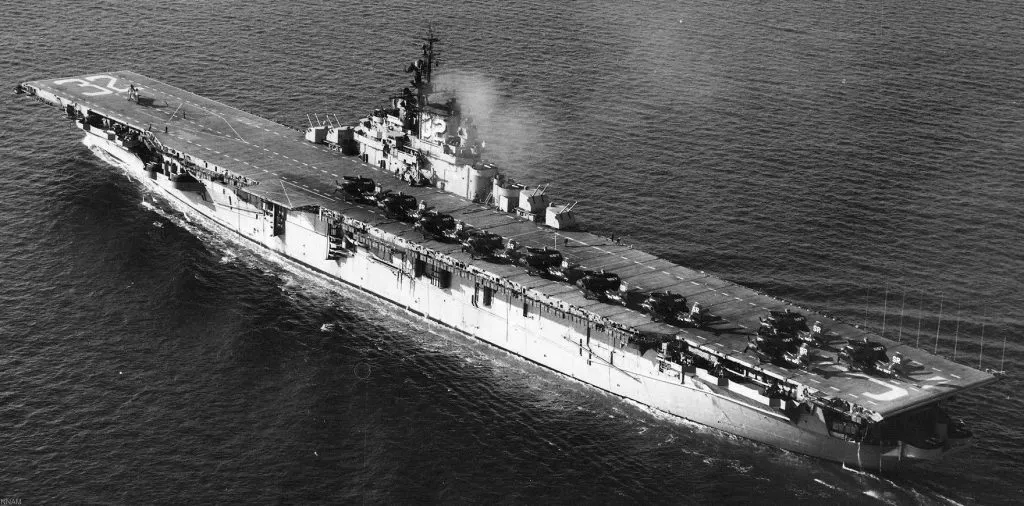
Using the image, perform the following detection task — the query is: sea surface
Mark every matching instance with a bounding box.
[2,0,1022,504]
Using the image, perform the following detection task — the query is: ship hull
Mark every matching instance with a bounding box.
[78,133,950,472]
[81,127,145,173]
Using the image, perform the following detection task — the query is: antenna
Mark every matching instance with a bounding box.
[881,282,889,336]
[423,25,440,84]
[978,308,987,369]
[896,290,906,343]
[306,114,313,127]
[863,288,870,328]
[952,304,961,361]
[999,333,1007,374]
[825,278,833,315]
[915,294,924,348]
[413,27,441,104]
[933,292,944,354]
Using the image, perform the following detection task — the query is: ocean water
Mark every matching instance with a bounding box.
[2,0,1022,503]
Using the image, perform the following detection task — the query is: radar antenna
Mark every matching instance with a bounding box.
[408,28,441,103]
[422,26,440,87]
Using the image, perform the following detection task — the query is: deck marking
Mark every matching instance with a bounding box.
[859,376,910,402]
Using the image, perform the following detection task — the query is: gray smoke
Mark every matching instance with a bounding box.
[431,70,545,176]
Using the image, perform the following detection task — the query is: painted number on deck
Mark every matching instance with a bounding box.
[54,75,131,96]
[859,376,910,402]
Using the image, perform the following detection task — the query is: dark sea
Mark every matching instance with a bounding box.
[3,1,1022,504]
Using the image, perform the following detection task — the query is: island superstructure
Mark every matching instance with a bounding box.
[16,35,996,471]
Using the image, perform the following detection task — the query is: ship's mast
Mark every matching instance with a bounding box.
[409,29,440,139]
[410,30,439,108]
[422,29,438,90]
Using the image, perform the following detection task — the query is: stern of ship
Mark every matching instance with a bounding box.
[877,401,975,466]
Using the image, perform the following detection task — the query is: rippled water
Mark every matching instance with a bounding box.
[3,0,1022,503]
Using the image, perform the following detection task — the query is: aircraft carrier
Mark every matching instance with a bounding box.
[16,35,996,471]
